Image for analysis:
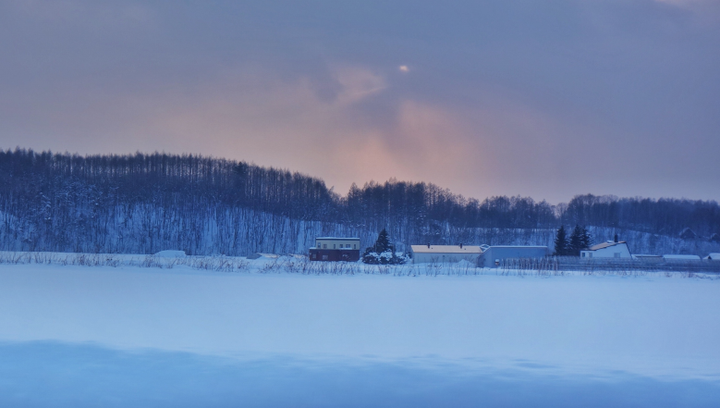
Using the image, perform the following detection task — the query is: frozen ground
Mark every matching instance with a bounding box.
[1,254,719,407]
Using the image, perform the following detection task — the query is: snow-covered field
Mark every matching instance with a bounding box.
[1,253,719,407]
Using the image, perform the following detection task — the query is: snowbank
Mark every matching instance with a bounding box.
[2,256,720,405]
[153,250,186,258]
[1,259,719,380]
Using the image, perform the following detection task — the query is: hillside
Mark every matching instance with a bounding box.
[1,148,718,255]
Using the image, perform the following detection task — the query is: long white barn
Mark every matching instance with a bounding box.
[410,244,549,267]
[409,245,483,264]
[479,246,549,268]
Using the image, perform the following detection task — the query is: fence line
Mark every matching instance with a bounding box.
[2,251,719,276]
[499,256,720,273]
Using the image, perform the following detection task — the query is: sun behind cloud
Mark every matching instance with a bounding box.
[398,65,409,73]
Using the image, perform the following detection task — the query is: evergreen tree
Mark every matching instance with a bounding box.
[568,225,584,256]
[580,226,592,250]
[363,228,406,264]
[554,225,569,256]
[373,228,392,253]
[3,149,720,256]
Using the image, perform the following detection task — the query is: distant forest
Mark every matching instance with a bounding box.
[1,149,718,256]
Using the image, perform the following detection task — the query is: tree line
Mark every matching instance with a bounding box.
[0,148,718,255]
[553,225,592,256]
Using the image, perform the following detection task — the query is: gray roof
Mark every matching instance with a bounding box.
[315,237,360,240]
[663,254,701,260]
[587,241,627,251]
[485,246,548,249]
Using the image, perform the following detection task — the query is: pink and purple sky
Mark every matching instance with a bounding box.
[1,0,719,203]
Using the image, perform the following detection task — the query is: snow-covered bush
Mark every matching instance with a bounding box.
[362,250,408,265]
[362,229,407,264]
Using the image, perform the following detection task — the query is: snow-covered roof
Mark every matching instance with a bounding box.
[315,237,360,240]
[586,241,627,251]
[153,250,186,258]
[485,246,548,249]
[705,253,720,260]
[663,254,701,260]
[410,245,483,254]
[247,253,279,260]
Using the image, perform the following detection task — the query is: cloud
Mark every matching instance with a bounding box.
[1,0,719,203]
[8,0,153,27]
[648,0,720,22]
[654,0,712,6]
[128,67,490,196]
[332,66,387,105]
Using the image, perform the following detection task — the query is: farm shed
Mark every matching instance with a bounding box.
[409,244,483,265]
[479,246,549,268]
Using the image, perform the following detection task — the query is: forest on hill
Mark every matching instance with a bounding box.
[1,148,718,256]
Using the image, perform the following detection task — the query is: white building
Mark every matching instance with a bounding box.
[580,241,631,259]
[704,253,720,261]
[314,237,360,251]
[409,244,483,264]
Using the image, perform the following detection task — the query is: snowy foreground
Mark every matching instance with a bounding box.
[1,253,720,407]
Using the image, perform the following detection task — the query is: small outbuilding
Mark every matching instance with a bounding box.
[309,237,361,261]
[409,244,483,265]
[581,241,631,259]
[704,253,720,261]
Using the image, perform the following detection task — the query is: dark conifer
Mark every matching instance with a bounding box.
[568,225,584,256]
[580,226,592,250]
[374,228,392,253]
[554,225,569,256]
[363,228,405,264]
